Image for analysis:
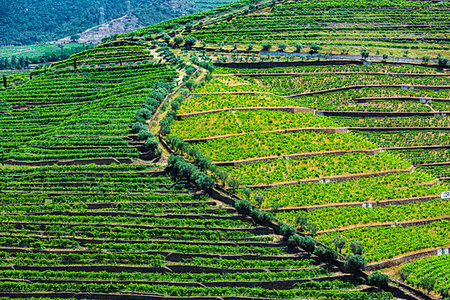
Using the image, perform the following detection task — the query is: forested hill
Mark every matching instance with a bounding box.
[0,0,236,46]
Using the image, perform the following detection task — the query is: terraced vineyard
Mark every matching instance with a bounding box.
[171,63,450,266]
[1,0,449,298]
[0,163,402,299]
[182,0,449,57]
[0,45,176,163]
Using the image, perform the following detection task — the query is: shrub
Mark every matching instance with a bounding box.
[205,73,213,81]
[193,172,215,191]
[438,57,448,68]
[228,178,240,191]
[174,36,184,46]
[143,137,159,152]
[262,42,272,51]
[421,277,435,294]
[254,193,264,208]
[171,98,183,111]
[344,254,367,272]
[399,269,410,281]
[361,48,369,60]
[135,108,152,122]
[131,122,147,134]
[137,130,153,141]
[184,80,196,90]
[235,199,252,215]
[184,36,197,49]
[281,234,307,250]
[162,33,171,41]
[350,242,365,255]
[280,223,297,238]
[146,98,159,110]
[299,236,317,253]
[288,234,302,246]
[332,236,346,254]
[314,246,338,262]
[368,272,390,288]
[278,43,287,51]
[296,214,308,227]
[250,209,274,225]
[309,44,321,53]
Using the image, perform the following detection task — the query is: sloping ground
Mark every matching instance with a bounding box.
[0,38,401,298]
[171,63,450,264]
[2,0,238,45]
[0,46,176,163]
[182,0,450,57]
[0,164,396,299]
[1,0,449,298]
[55,15,143,45]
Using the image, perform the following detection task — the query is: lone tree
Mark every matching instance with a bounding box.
[368,272,390,288]
[277,43,287,52]
[332,236,346,254]
[254,192,265,208]
[344,254,367,272]
[184,37,197,49]
[361,48,370,60]
[309,44,321,54]
[2,74,6,88]
[438,57,448,68]
[262,42,272,51]
[350,241,365,255]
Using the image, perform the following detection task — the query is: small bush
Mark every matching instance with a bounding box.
[280,223,297,238]
[131,122,147,134]
[262,42,272,51]
[299,236,317,253]
[144,137,159,152]
[344,254,367,272]
[314,246,338,262]
[368,272,390,288]
[250,209,273,225]
[350,241,365,255]
[137,130,153,141]
[235,199,252,215]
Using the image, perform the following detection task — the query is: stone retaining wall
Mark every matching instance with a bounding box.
[366,248,439,271]
[318,110,449,117]
[350,126,450,131]
[215,149,383,167]
[270,195,440,213]
[185,128,348,143]
[5,158,133,166]
[246,168,412,189]
[176,106,314,120]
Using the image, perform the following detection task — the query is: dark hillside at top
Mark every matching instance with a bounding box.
[0,0,236,45]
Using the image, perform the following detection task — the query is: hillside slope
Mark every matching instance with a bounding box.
[0,0,449,298]
[0,0,236,45]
